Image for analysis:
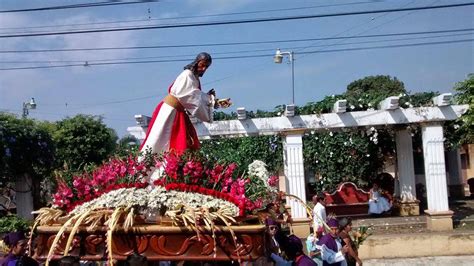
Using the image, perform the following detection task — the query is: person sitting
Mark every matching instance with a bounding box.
[368,183,391,216]
[264,218,283,265]
[306,233,323,266]
[1,231,38,266]
[318,219,348,266]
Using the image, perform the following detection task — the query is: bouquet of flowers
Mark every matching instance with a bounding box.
[350,225,372,249]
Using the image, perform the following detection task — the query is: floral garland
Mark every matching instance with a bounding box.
[69,187,240,217]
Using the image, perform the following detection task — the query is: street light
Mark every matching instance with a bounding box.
[22,97,37,118]
[274,48,295,104]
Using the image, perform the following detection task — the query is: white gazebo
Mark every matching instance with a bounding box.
[128,94,468,235]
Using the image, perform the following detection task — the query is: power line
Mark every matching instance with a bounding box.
[3,32,472,64]
[1,27,472,54]
[0,1,158,13]
[0,1,380,31]
[1,2,473,38]
[1,38,472,71]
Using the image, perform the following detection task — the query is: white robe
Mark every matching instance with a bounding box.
[313,202,327,231]
[140,69,213,155]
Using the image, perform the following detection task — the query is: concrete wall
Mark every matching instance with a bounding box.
[359,231,474,259]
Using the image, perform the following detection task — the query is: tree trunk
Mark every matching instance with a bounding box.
[15,173,34,220]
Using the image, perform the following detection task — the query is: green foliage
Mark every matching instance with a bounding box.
[346,75,406,110]
[115,134,140,158]
[298,95,346,115]
[0,215,30,234]
[52,115,118,170]
[0,113,55,183]
[303,131,383,191]
[200,135,282,174]
[453,76,474,145]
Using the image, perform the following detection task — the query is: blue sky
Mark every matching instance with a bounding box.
[0,0,473,137]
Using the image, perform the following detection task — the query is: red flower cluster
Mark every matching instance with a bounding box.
[52,150,278,216]
[53,155,153,211]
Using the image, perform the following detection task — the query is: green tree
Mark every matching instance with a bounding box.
[115,134,140,157]
[200,135,282,174]
[0,113,55,210]
[52,115,118,170]
[346,75,406,110]
[453,75,474,145]
[0,113,55,182]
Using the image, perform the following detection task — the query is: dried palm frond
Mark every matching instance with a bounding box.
[123,207,135,232]
[106,207,125,266]
[45,212,81,266]
[32,208,66,226]
[63,209,92,256]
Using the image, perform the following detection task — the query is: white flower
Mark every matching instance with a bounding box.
[343,142,347,146]
[454,124,460,129]
[329,132,333,137]
[368,103,372,107]
[277,112,281,116]
[350,105,355,110]
[366,154,370,157]
[70,187,240,217]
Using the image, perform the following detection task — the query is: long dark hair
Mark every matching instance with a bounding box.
[184,52,212,75]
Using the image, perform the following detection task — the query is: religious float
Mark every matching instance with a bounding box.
[31,151,284,264]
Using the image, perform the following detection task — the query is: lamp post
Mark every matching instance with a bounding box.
[274,48,295,104]
[22,97,37,118]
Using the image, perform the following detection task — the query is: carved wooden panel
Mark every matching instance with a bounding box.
[34,225,265,262]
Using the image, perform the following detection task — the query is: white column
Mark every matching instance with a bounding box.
[283,132,307,219]
[395,129,417,202]
[422,123,450,212]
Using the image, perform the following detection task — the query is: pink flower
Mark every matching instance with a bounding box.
[208,164,224,184]
[268,175,279,187]
[183,160,203,183]
[164,153,180,179]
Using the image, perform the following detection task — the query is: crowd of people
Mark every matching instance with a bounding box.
[260,192,364,266]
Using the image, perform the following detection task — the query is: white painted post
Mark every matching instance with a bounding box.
[421,123,453,230]
[282,131,307,219]
[395,129,417,202]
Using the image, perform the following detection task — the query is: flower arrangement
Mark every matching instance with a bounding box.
[39,150,280,266]
[350,225,372,249]
[50,150,279,218]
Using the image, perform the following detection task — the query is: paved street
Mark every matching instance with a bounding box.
[364,255,474,266]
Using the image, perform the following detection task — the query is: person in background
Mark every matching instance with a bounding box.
[312,192,327,238]
[264,218,286,265]
[338,218,362,266]
[306,233,322,266]
[318,219,348,266]
[284,235,317,266]
[1,231,38,266]
[368,183,391,216]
